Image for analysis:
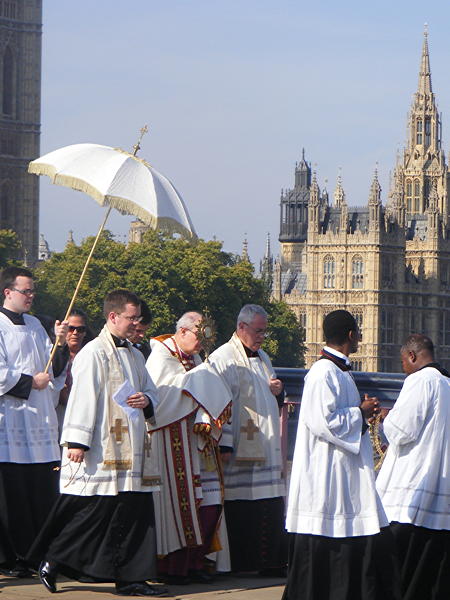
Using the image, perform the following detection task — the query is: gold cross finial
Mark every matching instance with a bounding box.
[132,124,149,156]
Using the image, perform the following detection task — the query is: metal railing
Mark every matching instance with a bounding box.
[274,368,405,460]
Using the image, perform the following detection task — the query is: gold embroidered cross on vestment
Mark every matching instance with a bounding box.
[110,418,129,443]
[240,418,259,440]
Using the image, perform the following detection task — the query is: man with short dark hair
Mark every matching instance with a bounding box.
[29,289,167,597]
[283,309,399,600]
[208,304,287,574]
[128,299,152,360]
[0,266,69,577]
[376,334,450,600]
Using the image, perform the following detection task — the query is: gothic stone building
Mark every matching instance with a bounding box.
[0,0,42,262]
[272,31,450,372]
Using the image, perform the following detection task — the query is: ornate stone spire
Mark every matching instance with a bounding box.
[395,28,449,226]
[369,167,382,232]
[241,235,250,262]
[264,232,271,260]
[308,171,320,233]
[333,171,346,208]
[418,24,432,97]
[66,230,75,246]
[260,232,273,291]
[369,167,381,205]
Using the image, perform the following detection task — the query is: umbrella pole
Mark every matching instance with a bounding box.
[44,205,113,373]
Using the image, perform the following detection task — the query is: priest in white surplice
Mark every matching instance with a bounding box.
[147,311,232,584]
[283,310,400,600]
[208,304,287,574]
[376,334,450,600]
[28,290,167,597]
[0,267,69,577]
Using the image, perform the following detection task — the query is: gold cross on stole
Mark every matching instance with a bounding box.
[240,418,259,440]
[110,418,129,443]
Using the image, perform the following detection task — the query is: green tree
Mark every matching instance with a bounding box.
[0,229,22,267]
[263,301,306,367]
[33,230,305,366]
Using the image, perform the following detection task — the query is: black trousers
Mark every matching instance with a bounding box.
[0,461,60,564]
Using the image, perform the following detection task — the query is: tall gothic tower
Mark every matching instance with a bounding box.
[0,1,42,262]
[390,27,449,228]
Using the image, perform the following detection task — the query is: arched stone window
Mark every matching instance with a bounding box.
[3,45,14,116]
[323,255,335,289]
[352,255,364,289]
[354,310,363,341]
[406,179,412,212]
[416,119,423,145]
[414,179,420,213]
[425,117,431,147]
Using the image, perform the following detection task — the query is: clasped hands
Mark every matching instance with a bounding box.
[360,394,385,421]
[269,377,283,396]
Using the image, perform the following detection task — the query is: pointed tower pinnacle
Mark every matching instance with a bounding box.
[333,171,346,208]
[418,24,432,96]
[308,171,321,234]
[241,235,250,262]
[369,166,382,205]
[66,230,75,246]
[264,232,271,259]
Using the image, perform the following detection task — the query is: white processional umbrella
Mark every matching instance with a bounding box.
[28,128,197,370]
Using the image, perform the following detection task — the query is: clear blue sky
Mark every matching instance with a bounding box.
[39,1,450,264]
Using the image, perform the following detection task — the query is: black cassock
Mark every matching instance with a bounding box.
[282,528,400,600]
[28,491,156,583]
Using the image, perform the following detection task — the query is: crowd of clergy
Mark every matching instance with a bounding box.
[0,265,448,600]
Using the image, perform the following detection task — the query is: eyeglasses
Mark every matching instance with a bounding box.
[68,325,86,333]
[243,322,269,338]
[10,288,35,297]
[183,327,199,336]
[117,313,143,323]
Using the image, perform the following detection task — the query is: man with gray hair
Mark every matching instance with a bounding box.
[208,304,287,574]
[147,311,231,584]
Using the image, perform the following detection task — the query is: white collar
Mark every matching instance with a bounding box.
[323,346,351,366]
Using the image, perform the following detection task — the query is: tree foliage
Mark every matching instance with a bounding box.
[0,229,22,267]
[33,231,305,366]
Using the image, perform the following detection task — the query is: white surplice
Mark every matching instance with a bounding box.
[60,338,160,496]
[376,366,450,530]
[208,338,285,501]
[0,312,64,463]
[286,353,388,537]
[147,337,231,557]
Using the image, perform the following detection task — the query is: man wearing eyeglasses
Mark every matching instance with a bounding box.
[29,289,168,596]
[208,304,287,575]
[0,266,69,578]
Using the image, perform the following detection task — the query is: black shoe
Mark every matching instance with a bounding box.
[0,566,33,578]
[188,569,214,583]
[39,560,58,593]
[115,581,168,596]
